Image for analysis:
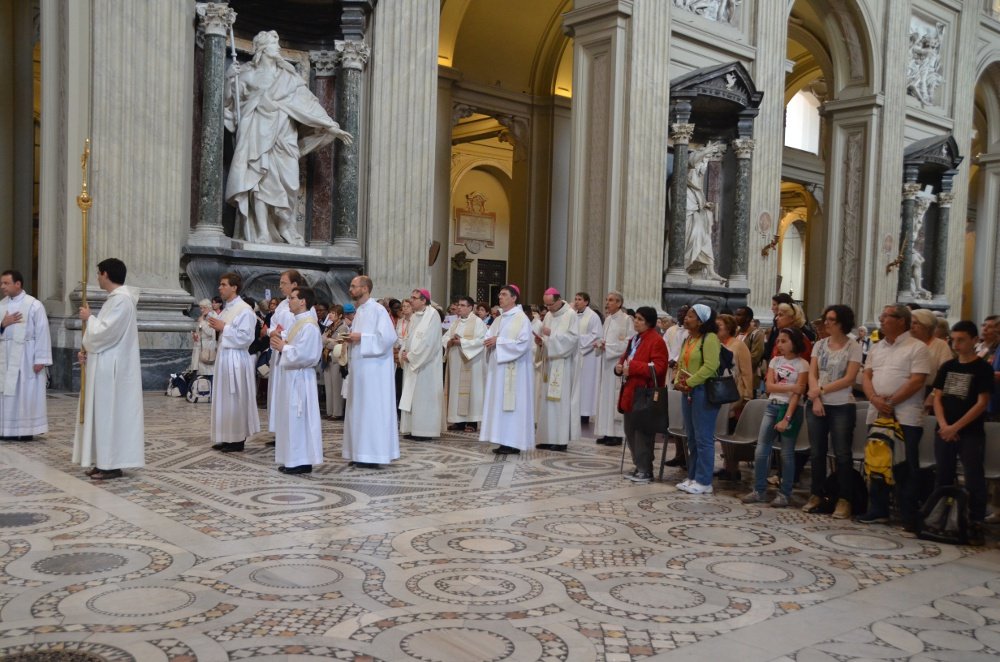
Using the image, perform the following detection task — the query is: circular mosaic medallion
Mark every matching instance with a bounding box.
[400,627,515,662]
[706,560,794,583]
[405,568,544,606]
[249,563,344,589]
[543,521,618,538]
[0,513,50,528]
[826,533,902,551]
[671,553,838,596]
[539,457,619,472]
[245,487,354,508]
[86,585,196,617]
[32,552,128,576]
[447,535,527,555]
[609,582,705,609]
[667,523,776,548]
[785,525,951,561]
[637,495,745,518]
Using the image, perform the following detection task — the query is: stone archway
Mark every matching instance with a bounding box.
[966,60,1000,320]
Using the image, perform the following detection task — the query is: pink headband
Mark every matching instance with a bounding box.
[419,289,431,302]
[506,284,520,297]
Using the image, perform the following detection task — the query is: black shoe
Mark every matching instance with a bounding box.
[856,511,890,524]
[547,444,567,452]
[407,435,432,442]
[492,445,520,455]
[664,457,685,467]
[17,435,33,441]
[220,441,245,453]
[211,442,226,451]
[279,465,313,474]
[604,438,622,447]
[354,462,381,469]
[90,468,123,480]
[581,416,590,425]
[447,424,463,431]
[265,440,276,447]
[535,443,552,450]
[596,437,609,445]
[968,522,986,546]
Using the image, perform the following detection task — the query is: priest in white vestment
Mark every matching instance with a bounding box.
[209,272,260,452]
[342,275,399,468]
[270,286,323,474]
[442,296,487,432]
[72,258,144,479]
[0,270,51,440]
[535,289,581,451]
[399,289,443,440]
[480,285,534,455]
[266,269,304,436]
[594,292,633,446]
[573,292,603,421]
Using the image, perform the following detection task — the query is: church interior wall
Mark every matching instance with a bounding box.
[449,167,512,303]
[0,1,15,273]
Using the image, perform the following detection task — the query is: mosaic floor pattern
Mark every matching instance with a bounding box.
[0,393,997,661]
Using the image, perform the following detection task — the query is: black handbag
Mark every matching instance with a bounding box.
[705,341,740,405]
[631,364,670,435]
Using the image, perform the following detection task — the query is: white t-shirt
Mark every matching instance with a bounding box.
[864,331,932,427]
[768,355,809,403]
[814,337,863,406]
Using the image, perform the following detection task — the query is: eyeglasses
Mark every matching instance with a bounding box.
[879,313,902,320]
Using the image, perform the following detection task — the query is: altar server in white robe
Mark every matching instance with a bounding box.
[266,269,304,435]
[73,258,144,480]
[535,289,581,451]
[443,296,487,432]
[270,286,323,474]
[480,285,534,455]
[594,291,633,446]
[573,292,603,422]
[209,272,260,453]
[399,288,443,440]
[0,270,51,440]
[342,275,399,468]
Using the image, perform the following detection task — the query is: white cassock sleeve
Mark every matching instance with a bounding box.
[542,314,579,359]
[219,308,256,350]
[31,302,53,366]
[578,312,602,356]
[83,297,131,353]
[360,309,397,358]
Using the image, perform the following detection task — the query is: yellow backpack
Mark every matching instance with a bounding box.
[864,416,902,486]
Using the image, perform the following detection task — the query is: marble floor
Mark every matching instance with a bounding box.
[0,394,998,662]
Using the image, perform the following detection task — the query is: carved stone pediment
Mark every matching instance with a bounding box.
[904,134,963,173]
[670,62,763,112]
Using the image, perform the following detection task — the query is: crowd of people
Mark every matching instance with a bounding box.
[2,265,999,544]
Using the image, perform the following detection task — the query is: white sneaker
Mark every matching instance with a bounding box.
[676,479,692,492]
[685,481,714,495]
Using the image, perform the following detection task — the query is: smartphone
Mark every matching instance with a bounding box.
[264,288,272,301]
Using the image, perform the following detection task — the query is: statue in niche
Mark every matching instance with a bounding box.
[908,192,934,300]
[672,0,740,24]
[224,30,353,245]
[684,143,726,282]
[906,21,945,106]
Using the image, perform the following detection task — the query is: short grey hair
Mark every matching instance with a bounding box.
[607,291,624,305]
[886,303,912,329]
[198,298,211,308]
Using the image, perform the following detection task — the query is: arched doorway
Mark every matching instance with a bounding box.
[966,60,1000,320]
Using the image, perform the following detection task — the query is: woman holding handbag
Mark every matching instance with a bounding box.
[674,304,721,494]
[191,299,218,378]
[615,307,668,484]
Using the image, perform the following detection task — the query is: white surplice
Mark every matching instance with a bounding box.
[0,291,52,436]
[536,302,581,445]
[576,306,603,417]
[72,286,145,469]
[479,307,535,451]
[211,296,260,444]
[267,299,294,432]
[343,297,399,464]
[442,314,487,424]
[322,320,348,417]
[273,311,323,467]
[399,307,444,437]
[594,309,633,438]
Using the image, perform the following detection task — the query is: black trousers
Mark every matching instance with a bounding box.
[935,432,987,521]
[624,411,654,476]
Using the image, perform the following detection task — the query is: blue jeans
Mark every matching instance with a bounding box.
[753,401,802,497]
[807,403,856,498]
[681,385,721,486]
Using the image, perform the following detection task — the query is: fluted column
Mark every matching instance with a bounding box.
[333,39,369,252]
[932,184,953,303]
[366,1,438,295]
[897,168,921,297]
[730,137,755,287]
[190,2,233,246]
[308,50,338,247]
[666,118,694,278]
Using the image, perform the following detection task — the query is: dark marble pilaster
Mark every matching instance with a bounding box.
[667,121,694,277]
[332,39,370,253]
[191,3,233,245]
[308,50,338,247]
[933,186,953,302]
[730,138,754,284]
[897,167,921,296]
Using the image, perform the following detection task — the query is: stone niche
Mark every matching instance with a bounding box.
[663,61,763,314]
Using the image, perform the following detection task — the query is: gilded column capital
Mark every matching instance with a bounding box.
[902,182,922,200]
[670,123,695,144]
[195,3,235,37]
[732,138,755,159]
[335,39,371,71]
[936,191,954,208]
[310,50,338,77]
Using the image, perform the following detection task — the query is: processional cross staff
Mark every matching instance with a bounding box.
[76,139,91,424]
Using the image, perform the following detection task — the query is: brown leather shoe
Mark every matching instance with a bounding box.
[832,498,852,520]
[802,495,823,513]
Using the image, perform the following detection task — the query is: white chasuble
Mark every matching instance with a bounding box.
[72,286,145,469]
[594,310,634,438]
[211,297,260,444]
[536,302,581,445]
[479,307,534,451]
[442,315,487,423]
[267,299,294,432]
[273,312,324,467]
[342,298,399,464]
[399,307,444,437]
[576,306,603,417]
[0,292,52,436]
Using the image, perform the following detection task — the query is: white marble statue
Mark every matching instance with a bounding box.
[224,30,353,245]
[673,0,740,24]
[906,20,945,106]
[684,144,725,282]
[909,192,934,300]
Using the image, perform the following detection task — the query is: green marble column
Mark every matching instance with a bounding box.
[897,168,921,296]
[667,121,694,277]
[932,187,953,301]
[730,138,755,283]
[333,39,369,253]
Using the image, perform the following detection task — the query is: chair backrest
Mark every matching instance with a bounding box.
[732,398,769,439]
[919,415,938,468]
[984,422,1000,479]
[793,413,810,451]
[851,402,870,460]
[715,403,731,435]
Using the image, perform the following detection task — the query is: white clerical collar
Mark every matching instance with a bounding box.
[225,296,241,309]
[293,310,311,320]
[10,291,25,302]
